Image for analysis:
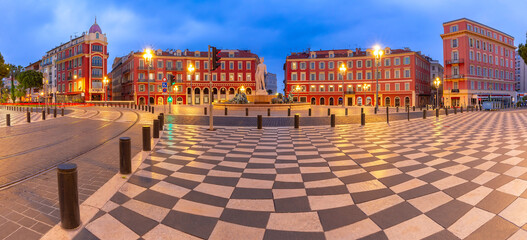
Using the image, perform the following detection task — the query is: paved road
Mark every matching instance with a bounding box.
[77,109,527,239]
[0,106,158,240]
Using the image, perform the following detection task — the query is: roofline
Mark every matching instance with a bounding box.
[442,18,514,39]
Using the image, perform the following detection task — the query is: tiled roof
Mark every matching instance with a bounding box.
[133,49,258,58]
[286,48,414,59]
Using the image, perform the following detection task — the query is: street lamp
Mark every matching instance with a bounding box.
[433,77,441,108]
[290,85,301,102]
[339,63,347,107]
[103,76,109,104]
[373,45,384,110]
[240,85,246,93]
[187,63,195,105]
[143,48,153,106]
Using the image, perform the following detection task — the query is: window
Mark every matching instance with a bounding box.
[384,59,391,66]
[291,62,297,70]
[195,61,200,69]
[385,71,390,79]
[395,70,400,78]
[319,62,325,69]
[221,62,225,70]
[404,57,410,65]
[385,83,390,91]
[92,56,102,66]
[453,51,459,60]
[91,68,102,77]
[291,73,298,81]
[366,60,371,68]
[366,72,371,80]
[319,73,325,81]
[229,73,234,81]
[310,62,315,69]
[452,39,458,48]
[91,45,103,52]
[329,85,334,92]
[212,74,217,81]
[300,62,306,70]
[357,61,362,68]
[319,86,325,92]
[158,73,163,80]
[395,83,400,91]
[357,72,362,80]
[347,73,352,80]
[347,61,353,68]
[404,69,410,78]
[221,73,226,81]
[157,60,163,68]
[405,83,410,91]
[246,62,251,70]
[301,72,306,81]
[238,62,242,70]
[157,85,162,92]
[310,73,316,81]
[238,73,242,81]
[450,25,458,32]
[329,62,334,69]
[229,62,234,70]
[328,73,334,80]
[246,73,251,81]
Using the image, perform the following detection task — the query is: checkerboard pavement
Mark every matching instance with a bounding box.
[75,110,527,239]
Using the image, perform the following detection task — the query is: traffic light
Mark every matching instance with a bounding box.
[169,74,175,86]
[212,47,221,71]
[168,96,173,103]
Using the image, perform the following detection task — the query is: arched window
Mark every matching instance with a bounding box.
[311,97,316,105]
[96,33,99,39]
[92,56,102,66]
[404,97,410,106]
[329,97,334,105]
[395,97,401,107]
[320,98,325,105]
[357,97,363,106]
[385,97,391,106]
[366,97,372,106]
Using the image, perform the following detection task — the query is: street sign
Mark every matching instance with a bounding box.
[162,88,167,93]
[162,77,167,82]
[162,82,168,88]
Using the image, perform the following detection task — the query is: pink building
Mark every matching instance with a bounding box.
[441,18,515,107]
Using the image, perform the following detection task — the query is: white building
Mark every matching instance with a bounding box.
[265,72,277,94]
[516,53,527,93]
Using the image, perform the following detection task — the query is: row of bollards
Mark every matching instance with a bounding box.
[57,112,165,229]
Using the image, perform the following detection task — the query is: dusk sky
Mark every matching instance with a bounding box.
[1,0,526,93]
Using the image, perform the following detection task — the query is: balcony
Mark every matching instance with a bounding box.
[446,58,464,65]
[138,66,155,70]
[344,90,355,94]
[445,74,464,79]
[451,89,460,93]
[137,78,154,82]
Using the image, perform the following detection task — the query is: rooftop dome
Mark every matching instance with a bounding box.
[89,17,102,34]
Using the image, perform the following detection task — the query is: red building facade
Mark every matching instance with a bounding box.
[441,18,515,107]
[284,48,431,107]
[42,19,109,103]
[110,49,258,105]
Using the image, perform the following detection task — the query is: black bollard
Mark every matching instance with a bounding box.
[454,107,457,114]
[158,115,164,130]
[445,108,448,116]
[423,110,427,119]
[57,163,80,229]
[153,119,160,138]
[224,107,228,116]
[436,108,439,118]
[143,126,151,151]
[204,107,207,115]
[267,108,270,116]
[361,113,365,126]
[309,108,312,116]
[407,108,410,121]
[328,108,330,116]
[345,108,348,116]
[386,107,389,124]
[331,114,335,127]
[257,115,262,129]
[288,108,291,116]
[396,106,399,113]
[42,110,46,120]
[413,106,415,111]
[295,114,300,128]
[61,108,64,116]
[119,137,132,174]
[461,106,463,113]
[247,108,249,116]
[152,106,155,114]
[374,107,377,114]
[6,114,10,126]
[27,112,30,123]
[54,108,57,118]
[47,108,50,115]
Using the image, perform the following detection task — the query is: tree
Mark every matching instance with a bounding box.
[519,32,527,65]
[0,52,8,80]
[17,70,43,90]
[6,64,23,103]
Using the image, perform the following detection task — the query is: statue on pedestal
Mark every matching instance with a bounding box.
[255,57,267,95]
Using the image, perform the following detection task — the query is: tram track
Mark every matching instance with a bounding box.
[0,108,143,190]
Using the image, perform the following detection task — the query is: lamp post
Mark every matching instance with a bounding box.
[434,77,441,108]
[373,46,384,110]
[103,76,109,104]
[143,49,153,106]
[187,63,195,105]
[339,63,347,107]
[290,85,301,102]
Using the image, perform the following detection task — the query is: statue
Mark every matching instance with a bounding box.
[255,57,267,95]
